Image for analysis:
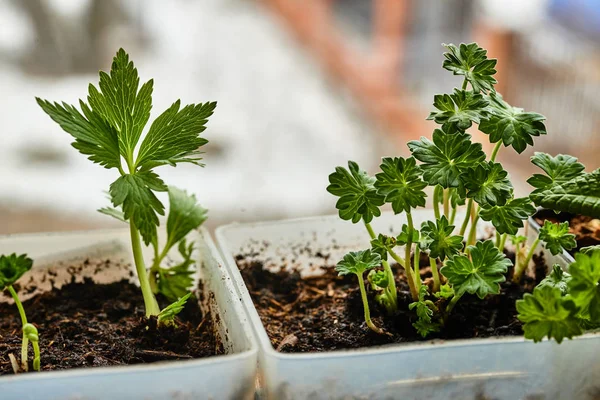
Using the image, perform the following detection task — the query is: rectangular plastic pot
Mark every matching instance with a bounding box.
[216,210,600,400]
[0,228,257,400]
[528,216,574,268]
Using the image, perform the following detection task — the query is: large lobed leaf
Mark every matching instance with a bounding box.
[463,161,512,207]
[479,93,547,154]
[442,43,497,93]
[336,250,381,276]
[374,157,427,214]
[408,129,485,189]
[441,240,511,299]
[479,197,536,235]
[427,89,490,132]
[528,152,585,192]
[327,161,385,223]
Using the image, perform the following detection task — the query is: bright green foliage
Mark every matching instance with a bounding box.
[479,197,536,235]
[441,240,511,299]
[368,270,390,289]
[537,265,571,296]
[479,93,547,154]
[327,161,385,223]
[463,162,512,207]
[336,250,382,276]
[510,235,527,247]
[529,169,600,218]
[419,216,463,261]
[370,234,397,259]
[396,224,420,245]
[156,239,196,302]
[538,221,576,256]
[427,89,490,132]
[0,254,33,289]
[581,246,600,255]
[517,286,581,343]
[528,153,585,193]
[442,43,497,93]
[374,157,427,214]
[165,187,208,251]
[409,286,439,338]
[434,284,455,300]
[157,293,192,325]
[408,129,485,188]
[568,251,600,320]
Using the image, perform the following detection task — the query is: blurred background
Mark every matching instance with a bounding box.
[0,0,599,234]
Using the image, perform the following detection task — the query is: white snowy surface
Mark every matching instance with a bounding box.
[0,0,390,224]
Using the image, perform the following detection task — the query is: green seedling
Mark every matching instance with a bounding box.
[0,254,40,372]
[37,49,214,323]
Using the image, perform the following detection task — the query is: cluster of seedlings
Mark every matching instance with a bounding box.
[2,49,215,372]
[328,43,600,343]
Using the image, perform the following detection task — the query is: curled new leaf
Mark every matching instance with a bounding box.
[479,197,536,235]
[419,216,462,261]
[408,129,485,189]
[336,250,381,276]
[441,240,511,299]
[442,43,497,93]
[0,254,33,290]
[463,161,512,207]
[368,270,390,289]
[327,161,385,223]
[374,157,426,214]
[517,286,581,343]
[479,93,547,154]
[539,220,577,256]
[427,89,490,132]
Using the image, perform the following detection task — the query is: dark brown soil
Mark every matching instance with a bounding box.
[236,251,544,353]
[535,209,600,254]
[0,278,222,375]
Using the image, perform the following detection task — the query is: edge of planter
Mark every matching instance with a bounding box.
[0,227,258,400]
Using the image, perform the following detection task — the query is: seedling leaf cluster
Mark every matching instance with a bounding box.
[328,42,599,341]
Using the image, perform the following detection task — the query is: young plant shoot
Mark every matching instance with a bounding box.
[327,42,596,341]
[0,254,40,372]
[37,49,214,323]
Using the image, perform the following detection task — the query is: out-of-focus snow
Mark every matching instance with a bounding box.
[0,0,390,224]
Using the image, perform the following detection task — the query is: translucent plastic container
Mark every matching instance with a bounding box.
[528,216,573,268]
[216,211,600,400]
[0,228,258,400]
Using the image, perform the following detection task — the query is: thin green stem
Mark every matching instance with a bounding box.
[430,257,441,292]
[364,221,397,310]
[514,238,540,283]
[498,234,508,251]
[357,273,384,334]
[490,141,502,162]
[468,210,480,246]
[446,291,463,313]
[443,188,450,219]
[433,186,442,220]
[459,199,474,236]
[8,286,29,370]
[130,222,160,317]
[32,341,40,371]
[405,212,419,301]
[414,244,421,292]
[449,192,458,225]
[389,248,418,301]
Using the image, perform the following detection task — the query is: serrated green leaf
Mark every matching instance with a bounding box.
[409,286,440,338]
[166,187,208,251]
[36,98,121,169]
[427,89,490,132]
[136,101,215,170]
[517,285,582,343]
[568,251,600,321]
[463,161,512,207]
[370,234,397,259]
[442,43,497,93]
[157,239,196,302]
[434,283,455,300]
[158,292,192,325]
[510,235,527,246]
[419,216,463,261]
[327,161,385,223]
[336,250,381,276]
[441,240,511,299]
[109,171,167,245]
[539,220,577,256]
[529,169,600,218]
[479,92,547,154]
[408,129,485,189]
[538,265,571,296]
[527,152,585,192]
[396,224,420,245]
[479,197,536,235]
[374,157,427,214]
[0,254,33,289]
[98,206,127,222]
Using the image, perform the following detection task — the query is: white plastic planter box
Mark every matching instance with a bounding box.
[0,228,258,400]
[217,211,600,400]
[528,216,574,268]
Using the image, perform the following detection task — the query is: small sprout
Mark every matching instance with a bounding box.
[537,265,571,296]
[336,250,387,335]
[368,270,389,289]
[370,234,397,260]
[419,216,463,261]
[0,254,40,372]
[517,286,581,344]
[538,221,577,256]
[434,284,454,300]
[395,224,420,245]
[510,235,527,247]
[409,286,439,338]
[158,293,193,325]
[442,42,497,93]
